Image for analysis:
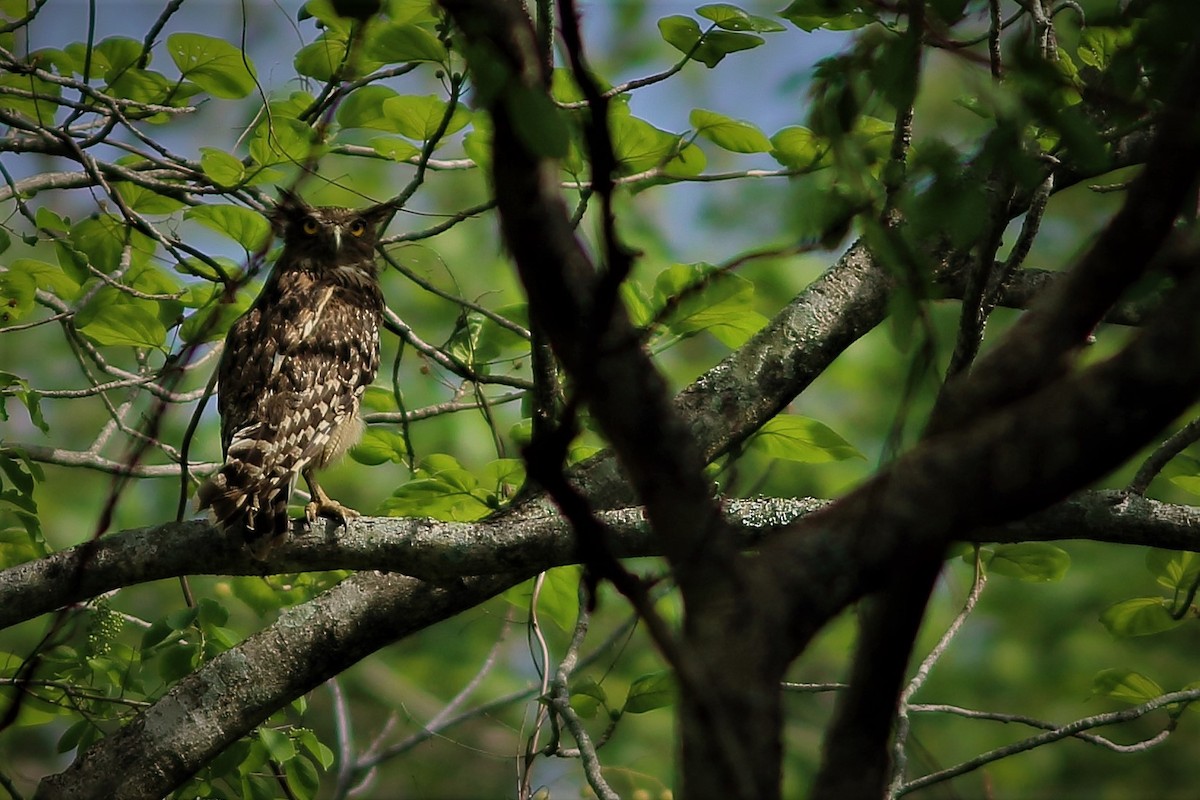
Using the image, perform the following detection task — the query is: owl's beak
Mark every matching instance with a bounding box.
[332,226,343,253]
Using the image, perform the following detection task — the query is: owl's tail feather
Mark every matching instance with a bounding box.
[197,462,292,559]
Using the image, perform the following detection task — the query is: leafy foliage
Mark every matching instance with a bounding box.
[1,0,1199,798]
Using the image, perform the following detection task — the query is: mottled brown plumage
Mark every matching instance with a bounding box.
[197,189,389,558]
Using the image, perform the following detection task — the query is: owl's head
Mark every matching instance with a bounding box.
[271,188,391,264]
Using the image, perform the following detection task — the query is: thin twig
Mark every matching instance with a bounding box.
[898,689,1200,795]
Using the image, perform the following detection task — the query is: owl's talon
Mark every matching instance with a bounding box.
[304,498,360,528]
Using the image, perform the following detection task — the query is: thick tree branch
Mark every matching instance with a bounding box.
[34,571,515,800]
[767,241,1200,644]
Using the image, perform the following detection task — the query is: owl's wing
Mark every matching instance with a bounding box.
[215,273,338,454]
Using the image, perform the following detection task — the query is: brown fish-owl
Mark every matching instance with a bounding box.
[198,189,389,558]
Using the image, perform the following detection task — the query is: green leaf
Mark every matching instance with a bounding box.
[197,598,230,628]
[242,774,277,800]
[93,36,142,77]
[369,136,421,162]
[779,0,876,31]
[114,182,186,214]
[350,428,410,466]
[984,543,1070,582]
[250,116,324,167]
[167,33,258,99]
[158,642,200,683]
[106,68,187,117]
[284,756,320,800]
[462,115,492,171]
[624,671,676,714]
[657,15,764,68]
[1077,25,1134,71]
[538,565,583,632]
[697,4,785,32]
[657,15,704,57]
[748,415,864,463]
[479,458,525,493]
[298,729,335,770]
[1166,455,1200,496]
[381,94,471,140]
[295,31,347,81]
[57,719,93,754]
[77,302,167,350]
[0,70,61,121]
[199,147,248,188]
[0,270,37,325]
[611,111,704,176]
[1,258,78,325]
[653,263,766,347]
[1100,597,1186,637]
[69,214,156,273]
[185,204,270,251]
[1146,549,1200,593]
[258,728,296,763]
[36,207,70,232]
[379,466,490,521]
[365,21,446,64]
[690,108,771,153]
[1091,668,1164,704]
[337,85,400,130]
[11,258,80,297]
[569,677,607,719]
[769,126,827,169]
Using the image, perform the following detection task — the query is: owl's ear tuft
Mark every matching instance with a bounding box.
[271,187,310,235]
[361,201,394,228]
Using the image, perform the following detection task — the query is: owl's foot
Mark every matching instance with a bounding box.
[305,496,360,528]
[303,470,360,529]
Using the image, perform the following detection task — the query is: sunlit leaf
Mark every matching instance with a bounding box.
[611,111,701,175]
[250,116,323,167]
[381,94,471,140]
[569,677,607,719]
[349,428,410,466]
[1091,668,1164,704]
[368,136,420,162]
[657,15,764,68]
[337,85,400,130]
[984,543,1071,582]
[653,263,765,347]
[294,32,347,81]
[185,204,270,250]
[769,125,826,169]
[624,671,676,714]
[199,147,248,188]
[697,4,785,32]
[748,415,864,463]
[76,302,167,350]
[1099,597,1185,637]
[779,0,876,30]
[114,182,186,214]
[366,21,446,64]
[690,108,771,153]
[69,214,156,273]
[1146,549,1200,593]
[167,33,258,99]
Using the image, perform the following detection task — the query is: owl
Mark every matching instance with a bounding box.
[197,188,389,558]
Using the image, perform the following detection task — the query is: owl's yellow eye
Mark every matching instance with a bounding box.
[301,218,320,235]
[348,219,366,237]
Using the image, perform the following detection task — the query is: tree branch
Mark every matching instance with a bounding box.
[34,571,516,800]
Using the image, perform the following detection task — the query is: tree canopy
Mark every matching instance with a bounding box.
[3,0,1200,798]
